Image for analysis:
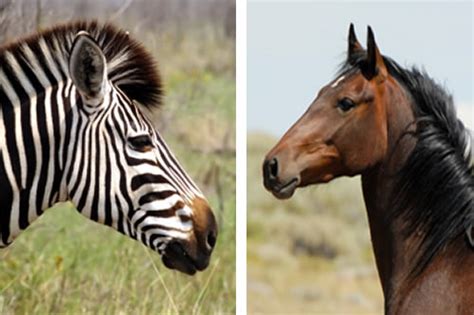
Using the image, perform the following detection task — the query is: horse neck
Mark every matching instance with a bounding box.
[362,81,474,314]
[360,79,412,296]
[362,79,430,303]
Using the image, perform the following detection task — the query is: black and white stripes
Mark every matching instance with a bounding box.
[0,21,217,274]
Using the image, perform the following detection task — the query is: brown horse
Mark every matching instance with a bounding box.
[263,24,474,314]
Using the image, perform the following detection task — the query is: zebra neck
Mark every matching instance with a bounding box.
[0,64,74,246]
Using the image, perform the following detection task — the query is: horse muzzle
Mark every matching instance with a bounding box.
[263,157,300,199]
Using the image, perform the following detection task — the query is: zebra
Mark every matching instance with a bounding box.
[0,21,217,275]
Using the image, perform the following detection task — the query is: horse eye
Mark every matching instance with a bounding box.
[337,98,356,112]
[128,135,154,151]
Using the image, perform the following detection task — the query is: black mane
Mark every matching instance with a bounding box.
[341,51,474,275]
[0,21,162,108]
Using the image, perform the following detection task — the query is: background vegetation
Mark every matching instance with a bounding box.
[0,0,235,314]
[247,132,383,314]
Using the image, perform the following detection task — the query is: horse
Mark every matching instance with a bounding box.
[263,24,474,314]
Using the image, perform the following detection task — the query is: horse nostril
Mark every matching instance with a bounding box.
[207,230,217,250]
[268,157,278,178]
[263,157,280,190]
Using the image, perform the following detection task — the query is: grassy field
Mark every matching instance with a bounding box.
[247,132,383,314]
[0,8,235,314]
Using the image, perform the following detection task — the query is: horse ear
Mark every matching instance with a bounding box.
[365,26,388,80]
[348,23,363,63]
[69,31,107,104]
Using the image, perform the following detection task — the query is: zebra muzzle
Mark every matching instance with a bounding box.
[160,198,217,275]
[162,241,209,275]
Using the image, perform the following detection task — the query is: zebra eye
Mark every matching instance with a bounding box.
[128,135,154,152]
[337,97,356,113]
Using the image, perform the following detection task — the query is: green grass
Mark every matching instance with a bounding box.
[247,132,383,314]
[0,199,234,314]
[0,23,235,314]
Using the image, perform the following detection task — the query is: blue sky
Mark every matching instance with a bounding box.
[248,0,473,135]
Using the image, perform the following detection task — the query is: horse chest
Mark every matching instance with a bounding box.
[394,264,474,315]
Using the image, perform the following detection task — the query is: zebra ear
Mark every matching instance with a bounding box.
[69,31,107,103]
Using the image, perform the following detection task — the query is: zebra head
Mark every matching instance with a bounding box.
[65,29,217,275]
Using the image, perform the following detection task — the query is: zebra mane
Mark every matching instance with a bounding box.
[0,21,162,108]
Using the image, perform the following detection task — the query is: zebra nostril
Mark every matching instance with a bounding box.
[206,230,217,251]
